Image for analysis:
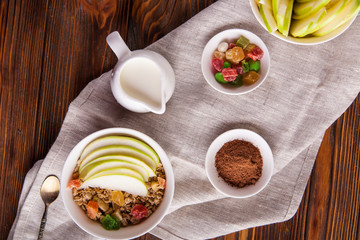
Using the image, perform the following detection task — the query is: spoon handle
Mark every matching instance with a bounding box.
[37,205,48,240]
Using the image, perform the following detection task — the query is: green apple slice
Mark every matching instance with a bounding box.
[80,159,151,182]
[81,172,148,196]
[293,0,332,19]
[86,167,144,182]
[79,145,157,171]
[259,1,279,32]
[313,0,360,36]
[290,7,327,37]
[311,0,348,33]
[282,0,295,36]
[296,0,312,3]
[276,0,288,33]
[272,0,279,17]
[80,135,159,165]
[80,155,156,179]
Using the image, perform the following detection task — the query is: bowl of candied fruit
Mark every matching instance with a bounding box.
[201,29,270,95]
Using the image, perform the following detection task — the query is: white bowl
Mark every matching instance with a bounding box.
[61,128,174,240]
[205,129,273,198]
[249,0,358,45]
[201,29,270,95]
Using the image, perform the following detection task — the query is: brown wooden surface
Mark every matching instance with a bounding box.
[1,0,359,239]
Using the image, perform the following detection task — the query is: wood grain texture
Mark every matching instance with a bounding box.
[0,0,359,239]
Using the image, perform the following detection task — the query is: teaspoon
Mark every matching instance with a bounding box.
[37,175,60,240]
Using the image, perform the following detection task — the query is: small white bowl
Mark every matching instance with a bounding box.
[61,128,174,240]
[205,129,273,198]
[249,0,358,45]
[201,29,270,95]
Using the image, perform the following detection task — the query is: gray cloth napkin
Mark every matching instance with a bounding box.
[9,0,360,239]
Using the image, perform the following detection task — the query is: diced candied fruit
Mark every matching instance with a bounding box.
[233,64,243,75]
[158,177,166,189]
[249,59,260,72]
[229,43,236,49]
[131,204,148,220]
[217,42,228,52]
[225,46,245,65]
[224,75,237,82]
[242,60,249,73]
[87,201,99,220]
[244,43,257,55]
[111,190,125,206]
[230,75,243,86]
[213,50,226,61]
[236,35,250,49]
[222,68,238,82]
[243,71,260,85]
[67,179,82,189]
[215,72,227,83]
[247,46,264,60]
[212,58,224,72]
[223,61,231,69]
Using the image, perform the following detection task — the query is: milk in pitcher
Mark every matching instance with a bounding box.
[119,57,162,109]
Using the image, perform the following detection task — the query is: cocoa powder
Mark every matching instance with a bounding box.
[215,139,263,188]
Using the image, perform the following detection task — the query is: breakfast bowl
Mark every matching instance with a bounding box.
[61,128,174,239]
[249,0,359,45]
[205,129,273,198]
[201,29,270,95]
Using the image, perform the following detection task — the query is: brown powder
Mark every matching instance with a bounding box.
[215,139,263,188]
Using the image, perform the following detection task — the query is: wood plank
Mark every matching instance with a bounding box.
[1,0,50,235]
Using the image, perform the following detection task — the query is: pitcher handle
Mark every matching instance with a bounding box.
[106,31,131,60]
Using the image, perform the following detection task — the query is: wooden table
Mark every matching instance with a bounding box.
[1,1,359,239]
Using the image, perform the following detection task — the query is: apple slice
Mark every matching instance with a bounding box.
[313,0,360,36]
[282,0,295,36]
[86,167,144,181]
[276,0,288,33]
[80,155,156,179]
[81,172,148,196]
[296,0,312,3]
[259,0,279,32]
[272,0,279,17]
[80,136,159,165]
[79,145,157,171]
[293,0,332,19]
[308,0,348,34]
[80,159,153,182]
[290,7,327,37]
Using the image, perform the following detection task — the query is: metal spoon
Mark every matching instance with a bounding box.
[37,175,60,240]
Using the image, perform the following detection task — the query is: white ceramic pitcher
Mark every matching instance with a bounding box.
[106,31,175,114]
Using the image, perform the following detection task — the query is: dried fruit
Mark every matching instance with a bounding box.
[213,50,226,61]
[222,68,238,82]
[247,47,264,60]
[131,204,148,220]
[111,191,125,206]
[225,46,245,65]
[217,42,229,52]
[212,58,224,72]
[243,71,260,85]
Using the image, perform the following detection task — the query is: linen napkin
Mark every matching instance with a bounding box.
[9,0,360,239]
